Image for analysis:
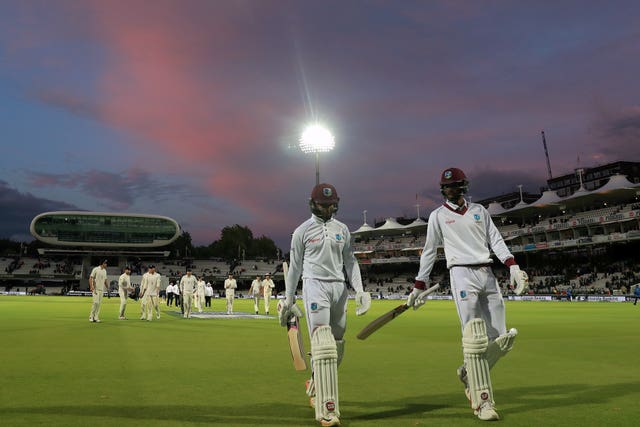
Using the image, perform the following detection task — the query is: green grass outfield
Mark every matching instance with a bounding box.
[0,296,638,427]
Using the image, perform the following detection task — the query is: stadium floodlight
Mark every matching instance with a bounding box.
[299,124,335,185]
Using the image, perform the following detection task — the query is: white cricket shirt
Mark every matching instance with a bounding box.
[416,200,514,282]
[180,275,197,294]
[90,266,108,291]
[141,272,161,296]
[286,214,363,300]
[118,273,131,292]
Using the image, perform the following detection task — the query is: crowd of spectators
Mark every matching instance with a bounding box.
[4,257,24,274]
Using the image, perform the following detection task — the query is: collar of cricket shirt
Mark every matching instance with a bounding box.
[444,199,468,213]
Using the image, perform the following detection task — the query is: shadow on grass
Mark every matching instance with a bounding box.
[345,380,640,422]
[0,381,637,425]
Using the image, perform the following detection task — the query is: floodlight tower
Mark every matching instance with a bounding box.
[299,124,335,185]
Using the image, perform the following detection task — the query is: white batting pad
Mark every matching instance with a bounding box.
[311,326,340,421]
[486,327,517,369]
[462,318,494,410]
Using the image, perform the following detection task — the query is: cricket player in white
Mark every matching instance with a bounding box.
[407,167,529,421]
[280,183,371,427]
[140,265,161,321]
[118,266,132,319]
[224,273,237,314]
[89,260,108,323]
[195,277,206,313]
[249,275,262,314]
[262,273,275,315]
[179,268,197,318]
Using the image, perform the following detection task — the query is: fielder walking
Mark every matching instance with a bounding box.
[118,265,133,320]
[224,273,237,315]
[280,183,371,427]
[262,273,275,315]
[195,276,205,313]
[180,268,197,318]
[406,167,529,421]
[140,265,162,321]
[89,259,108,323]
[249,275,262,314]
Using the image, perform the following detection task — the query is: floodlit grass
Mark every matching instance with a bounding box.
[0,296,638,426]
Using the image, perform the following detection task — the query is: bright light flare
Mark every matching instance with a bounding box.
[299,124,335,153]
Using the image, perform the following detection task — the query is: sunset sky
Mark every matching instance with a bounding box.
[1,0,639,249]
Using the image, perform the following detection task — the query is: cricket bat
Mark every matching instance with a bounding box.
[282,261,307,371]
[356,283,440,340]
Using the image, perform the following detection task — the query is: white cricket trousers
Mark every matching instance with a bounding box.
[118,290,127,317]
[183,292,193,317]
[302,279,348,340]
[252,295,260,313]
[90,291,103,320]
[263,294,272,314]
[226,292,234,313]
[146,295,159,319]
[449,265,507,341]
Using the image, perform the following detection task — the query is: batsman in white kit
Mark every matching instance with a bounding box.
[406,167,529,421]
[279,183,371,427]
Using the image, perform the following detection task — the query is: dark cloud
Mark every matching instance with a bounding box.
[0,180,78,241]
[591,106,640,160]
[28,169,209,211]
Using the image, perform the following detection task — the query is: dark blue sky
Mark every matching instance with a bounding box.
[1,0,639,248]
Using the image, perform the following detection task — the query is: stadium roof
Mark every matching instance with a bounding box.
[497,174,640,216]
[30,211,181,248]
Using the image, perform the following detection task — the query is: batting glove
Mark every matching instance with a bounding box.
[510,265,529,295]
[355,291,371,316]
[277,297,303,327]
[407,281,428,310]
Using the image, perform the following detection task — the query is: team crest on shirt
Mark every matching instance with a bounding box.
[335,234,342,241]
[460,290,467,299]
[473,214,481,221]
[310,302,318,311]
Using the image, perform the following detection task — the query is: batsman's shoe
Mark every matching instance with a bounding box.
[475,402,500,421]
[457,365,471,401]
[305,379,316,408]
[319,415,340,426]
